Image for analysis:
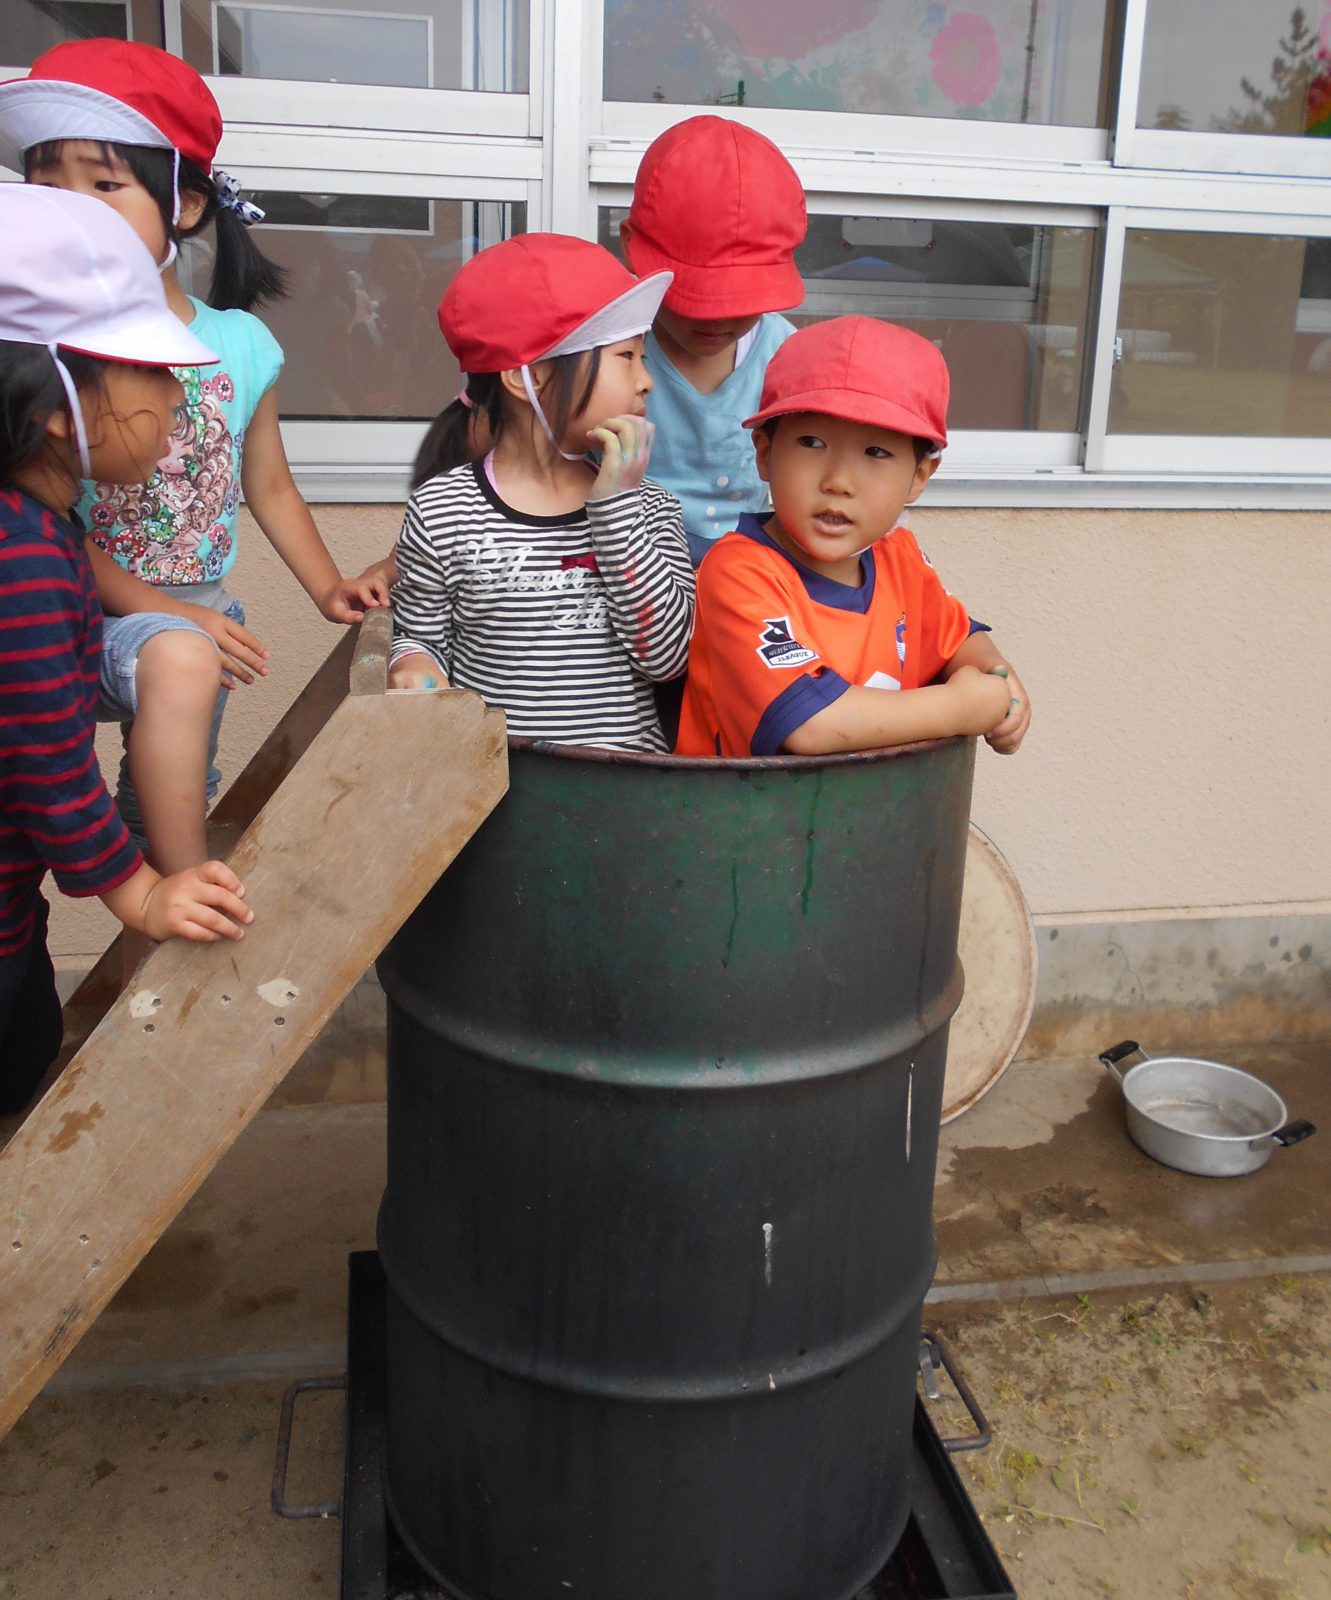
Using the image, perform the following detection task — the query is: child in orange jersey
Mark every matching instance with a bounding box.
[675,317,1029,759]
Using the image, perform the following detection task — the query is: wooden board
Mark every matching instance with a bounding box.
[942,823,1038,1123]
[0,621,507,1437]
[53,619,377,1072]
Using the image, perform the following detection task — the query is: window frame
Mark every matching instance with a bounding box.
[1085,204,1331,476]
[4,0,1331,507]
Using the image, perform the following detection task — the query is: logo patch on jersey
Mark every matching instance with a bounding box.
[756,616,818,670]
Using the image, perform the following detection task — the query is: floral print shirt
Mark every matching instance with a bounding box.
[79,298,283,587]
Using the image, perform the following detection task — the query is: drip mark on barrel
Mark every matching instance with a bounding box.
[722,861,739,968]
[762,1221,774,1285]
[906,1064,913,1161]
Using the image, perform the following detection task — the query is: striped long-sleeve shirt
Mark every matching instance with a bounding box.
[391,461,695,752]
[0,487,141,957]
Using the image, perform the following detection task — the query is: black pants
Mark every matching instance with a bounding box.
[0,897,63,1115]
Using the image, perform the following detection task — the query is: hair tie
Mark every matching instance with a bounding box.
[457,388,475,410]
[213,169,265,227]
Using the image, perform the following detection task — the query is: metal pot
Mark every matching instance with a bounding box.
[1099,1040,1316,1178]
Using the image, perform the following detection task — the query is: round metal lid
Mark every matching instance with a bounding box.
[942,824,1037,1124]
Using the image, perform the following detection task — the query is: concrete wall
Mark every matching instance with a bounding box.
[49,502,1331,1053]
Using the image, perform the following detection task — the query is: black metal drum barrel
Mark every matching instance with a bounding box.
[376,737,976,1600]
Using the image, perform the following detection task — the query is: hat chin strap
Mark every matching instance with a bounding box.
[48,345,92,480]
[520,365,585,463]
[158,148,181,273]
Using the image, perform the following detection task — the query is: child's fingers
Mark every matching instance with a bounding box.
[192,881,253,926]
[195,858,246,896]
[588,424,622,461]
[218,653,255,686]
[219,630,269,675]
[985,697,1029,754]
[219,618,269,659]
[177,908,248,942]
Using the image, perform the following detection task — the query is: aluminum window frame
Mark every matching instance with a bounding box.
[1114,0,1331,182]
[1086,203,1331,476]
[6,0,1331,505]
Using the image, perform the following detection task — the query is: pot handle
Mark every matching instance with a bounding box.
[1268,1119,1317,1150]
[1099,1039,1146,1082]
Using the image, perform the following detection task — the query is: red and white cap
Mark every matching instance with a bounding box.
[743,316,950,449]
[439,233,671,460]
[0,186,218,475]
[625,116,807,320]
[0,39,222,177]
[439,233,671,373]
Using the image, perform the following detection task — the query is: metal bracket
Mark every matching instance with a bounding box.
[919,1326,993,1454]
[272,1374,347,1520]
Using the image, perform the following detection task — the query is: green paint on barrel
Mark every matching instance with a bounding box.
[377,736,977,1600]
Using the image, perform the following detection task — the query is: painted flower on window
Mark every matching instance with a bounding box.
[929,12,1003,107]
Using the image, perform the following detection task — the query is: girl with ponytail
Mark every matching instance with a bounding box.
[0,40,384,975]
[386,234,694,751]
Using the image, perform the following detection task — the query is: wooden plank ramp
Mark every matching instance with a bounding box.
[0,611,508,1437]
[55,615,385,1065]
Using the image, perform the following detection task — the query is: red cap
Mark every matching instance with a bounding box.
[0,40,222,174]
[743,317,950,448]
[438,233,672,373]
[624,116,806,319]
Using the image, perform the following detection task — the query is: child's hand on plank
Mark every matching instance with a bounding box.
[182,602,270,690]
[320,571,393,625]
[587,415,655,500]
[388,651,446,692]
[140,861,252,943]
[355,551,399,595]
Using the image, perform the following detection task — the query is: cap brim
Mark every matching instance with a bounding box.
[0,78,170,174]
[626,235,806,318]
[64,308,219,369]
[742,387,947,447]
[539,270,673,360]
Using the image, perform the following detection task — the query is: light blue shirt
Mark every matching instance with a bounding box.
[644,313,796,564]
[78,298,283,588]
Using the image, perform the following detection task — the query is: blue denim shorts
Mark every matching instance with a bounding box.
[96,594,244,849]
[97,608,221,720]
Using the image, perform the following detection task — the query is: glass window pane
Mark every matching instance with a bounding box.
[604,0,1114,126]
[181,196,525,420]
[6,0,163,62]
[179,0,529,91]
[1138,0,1331,137]
[600,207,1093,433]
[1109,230,1331,436]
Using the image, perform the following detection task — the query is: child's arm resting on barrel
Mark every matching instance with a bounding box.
[781,665,1012,755]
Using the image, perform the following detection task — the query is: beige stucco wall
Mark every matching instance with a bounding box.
[46,503,1331,967]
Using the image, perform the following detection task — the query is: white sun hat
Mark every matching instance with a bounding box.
[0,185,218,472]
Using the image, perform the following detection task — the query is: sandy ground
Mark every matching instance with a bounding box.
[932,1274,1331,1600]
[1,1273,1328,1599]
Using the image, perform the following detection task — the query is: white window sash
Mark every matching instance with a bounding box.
[1100,437,1331,475]
[213,78,531,138]
[599,102,1109,166]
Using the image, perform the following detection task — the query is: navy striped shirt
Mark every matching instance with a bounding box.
[0,487,141,956]
[391,461,694,752]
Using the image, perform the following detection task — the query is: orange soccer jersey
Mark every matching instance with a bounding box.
[675,517,979,758]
